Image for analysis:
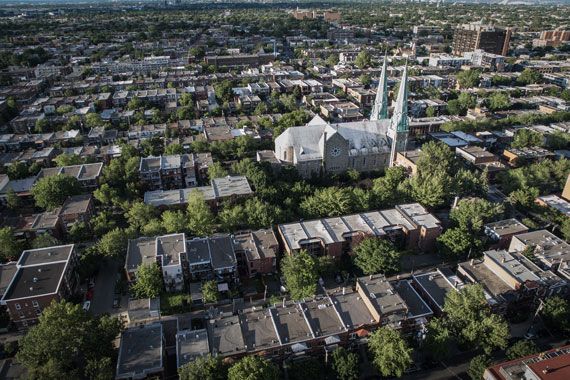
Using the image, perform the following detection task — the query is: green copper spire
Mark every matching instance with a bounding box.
[391,64,409,133]
[370,53,389,121]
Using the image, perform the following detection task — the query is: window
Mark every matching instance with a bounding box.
[32,300,39,308]
[15,303,21,310]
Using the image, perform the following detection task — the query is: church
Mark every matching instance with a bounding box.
[271,56,410,178]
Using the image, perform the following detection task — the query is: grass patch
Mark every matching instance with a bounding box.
[160,292,192,315]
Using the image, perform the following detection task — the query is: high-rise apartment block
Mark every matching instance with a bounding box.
[452,22,511,56]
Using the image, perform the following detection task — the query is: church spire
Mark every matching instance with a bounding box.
[389,64,410,167]
[391,64,409,133]
[370,52,389,121]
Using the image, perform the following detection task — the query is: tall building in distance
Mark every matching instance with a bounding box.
[533,27,570,47]
[452,22,512,56]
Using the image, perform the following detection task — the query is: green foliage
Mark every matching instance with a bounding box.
[31,175,82,211]
[178,355,227,380]
[517,68,542,85]
[208,162,228,180]
[6,188,22,210]
[93,183,121,207]
[468,355,491,380]
[371,166,410,208]
[498,159,570,195]
[187,190,215,236]
[0,227,21,262]
[97,228,129,258]
[444,284,509,354]
[300,187,356,218]
[368,327,413,378]
[437,227,477,258]
[353,238,401,275]
[331,347,360,380]
[228,355,279,380]
[7,161,34,180]
[161,210,188,234]
[506,340,539,360]
[164,143,185,155]
[126,201,158,231]
[53,153,85,167]
[31,234,61,249]
[450,198,504,233]
[288,357,324,380]
[456,69,482,89]
[423,317,452,361]
[16,301,121,379]
[540,296,570,335]
[202,280,219,304]
[545,131,570,150]
[219,198,283,231]
[131,263,163,299]
[281,250,319,300]
[512,129,543,149]
[354,50,371,69]
[487,92,511,111]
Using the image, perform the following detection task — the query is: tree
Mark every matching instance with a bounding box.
[512,129,543,149]
[178,355,227,380]
[6,188,22,210]
[331,347,359,380]
[228,356,279,380]
[164,143,184,155]
[31,234,61,249]
[353,238,401,275]
[126,201,158,231]
[468,355,490,380]
[288,357,324,380]
[0,227,21,262]
[409,170,451,209]
[354,50,371,69]
[131,263,163,299]
[437,227,475,258]
[31,175,82,211]
[506,340,539,360]
[487,92,511,111]
[517,68,542,85]
[300,187,355,218]
[368,327,413,378]
[53,153,84,167]
[417,141,457,176]
[444,284,509,354]
[446,99,466,116]
[426,106,436,117]
[93,183,121,208]
[202,280,219,304]
[34,118,48,133]
[423,317,452,361]
[372,166,409,208]
[161,210,187,234]
[540,296,570,335]
[450,198,504,233]
[97,228,129,258]
[208,162,228,180]
[457,69,481,89]
[85,113,102,129]
[281,250,319,300]
[141,219,166,236]
[16,301,121,379]
[187,191,215,236]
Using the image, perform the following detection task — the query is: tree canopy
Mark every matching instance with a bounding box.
[281,250,319,300]
[178,355,227,380]
[31,175,82,210]
[131,263,163,299]
[331,347,360,380]
[227,356,279,380]
[353,238,401,275]
[368,327,413,378]
[17,301,122,379]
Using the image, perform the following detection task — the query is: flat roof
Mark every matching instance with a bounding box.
[0,263,18,297]
[269,303,313,345]
[59,194,92,216]
[485,249,540,284]
[3,262,67,301]
[537,194,570,216]
[302,297,345,337]
[357,275,408,325]
[126,237,157,272]
[18,244,73,267]
[328,287,377,328]
[458,259,512,304]
[512,230,570,265]
[208,314,246,356]
[156,234,184,267]
[239,308,280,352]
[116,323,163,379]
[393,280,433,319]
[209,235,237,270]
[176,329,209,368]
[413,268,462,311]
[485,218,529,237]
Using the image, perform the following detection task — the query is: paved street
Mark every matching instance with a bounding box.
[90,258,128,317]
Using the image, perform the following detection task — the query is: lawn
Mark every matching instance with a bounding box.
[160,292,192,315]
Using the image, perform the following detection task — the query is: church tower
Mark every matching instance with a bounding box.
[370,53,389,121]
[389,65,410,167]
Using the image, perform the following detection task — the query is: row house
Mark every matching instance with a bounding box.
[457,249,567,314]
[232,229,279,278]
[139,153,212,190]
[277,203,442,258]
[125,233,239,291]
[144,175,253,210]
[0,245,79,330]
[37,162,103,189]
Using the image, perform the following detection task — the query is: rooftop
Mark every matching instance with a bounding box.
[239,307,280,352]
[357,274,408,326]
[269,302,313,345]
[116,323,163,380]
[176,329,209,368]
[413,268,462,312]
[485,219,529,238]
[208,314,246,356]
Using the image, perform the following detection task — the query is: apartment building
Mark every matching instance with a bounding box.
[1,245,78,329]
[232,229,279,278]
[277,203,442,258]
